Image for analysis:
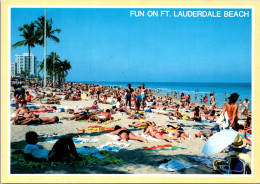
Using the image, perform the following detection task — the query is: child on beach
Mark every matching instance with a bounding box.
[24,131,82,162]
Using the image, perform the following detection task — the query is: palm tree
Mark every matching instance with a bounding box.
[54,59,71,87]
[35,16,61,45]
[39,52,61,81]
[12,22,39,85]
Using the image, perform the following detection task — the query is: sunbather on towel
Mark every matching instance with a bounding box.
[243,116,252,134]
[30,106,56,113]
[205,110,217,121]
[24,131,82,162]
[128,121,156,128]
[63,113,91,121]
[144,126,181,143]
[89,109,112,123]
[237,125,251,145]
[168,124,190,141]
[110,125,147,143]
[195,128,214,139]
[127,113,146,120]
[16,116,59,125]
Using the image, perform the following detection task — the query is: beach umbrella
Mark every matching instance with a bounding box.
[202,129,238,157]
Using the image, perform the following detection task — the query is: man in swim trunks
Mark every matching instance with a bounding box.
[125,84,133,109]
[210,93,216,110]
[109,125,147,143]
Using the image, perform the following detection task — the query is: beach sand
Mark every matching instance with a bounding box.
[10,95,249,174]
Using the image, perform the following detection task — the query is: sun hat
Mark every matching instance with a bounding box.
[230,135,247,148]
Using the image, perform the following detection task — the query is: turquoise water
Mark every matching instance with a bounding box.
[74,81,251,108]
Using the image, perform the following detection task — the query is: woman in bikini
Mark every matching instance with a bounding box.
[144,126,181,143]
[222,93,239,131]
[109,125,147,143]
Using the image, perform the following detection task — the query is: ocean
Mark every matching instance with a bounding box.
[74,81,252,108]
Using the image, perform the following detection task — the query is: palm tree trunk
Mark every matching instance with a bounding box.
[28,46,31,86]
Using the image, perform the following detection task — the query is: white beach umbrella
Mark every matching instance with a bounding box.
[202,129,238,157]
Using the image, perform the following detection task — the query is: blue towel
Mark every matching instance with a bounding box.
[195,120,215,123]
[11,104,19,107]
[27,105,37,109]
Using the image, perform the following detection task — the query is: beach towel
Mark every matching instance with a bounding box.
[73,138,99,144]
[11,103,19,108]
[188,156,225,169]
[78,118,121,125]
[77,126,114,133]
[143,144,183,152]
[139,133,160,142]
[97,142,131,152]
[45,138,98,144]
[159,160,198,172]
[195,120,215,123]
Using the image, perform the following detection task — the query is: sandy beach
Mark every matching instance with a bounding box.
[10,89,250,175]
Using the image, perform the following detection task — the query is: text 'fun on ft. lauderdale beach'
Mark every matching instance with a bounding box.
[10,8,252,174]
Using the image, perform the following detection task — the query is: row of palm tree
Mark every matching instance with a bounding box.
[39,51,71,85]
[12,16,71,86]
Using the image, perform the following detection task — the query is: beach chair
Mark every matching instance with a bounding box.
[81,93,88,101]
[213,155,251,174]
[227,155,251,174]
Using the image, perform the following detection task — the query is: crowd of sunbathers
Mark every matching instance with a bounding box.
[9,80,252,173]
[9,81,251,144]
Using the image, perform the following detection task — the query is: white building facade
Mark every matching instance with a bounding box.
[14,53,38,76]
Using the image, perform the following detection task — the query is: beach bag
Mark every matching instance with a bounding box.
[182,115,190,120]
[144,108,152,112]
[216,112,229,129]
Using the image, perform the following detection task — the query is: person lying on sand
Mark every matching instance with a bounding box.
[169,104,183,120]
[127,113,146,120]
[167,124,190,141]
[205,110,217,121]
[15,116,59,125]
[110,125,147,143]
[243,116,252,134]
[41,99,60,104]
[30,106,56,112]
[237,125,251,145]
[88,109,112,123]
[195,128,214,139]
[63,113,91,121]
[144,126,181,143]
[24,131,82,162]
[128,121,156,128]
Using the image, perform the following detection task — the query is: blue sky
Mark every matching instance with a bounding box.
[11,8,252,83]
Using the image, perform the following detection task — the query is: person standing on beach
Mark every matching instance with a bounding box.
[141,83,147,111]
[125,84,133,109]
[242,99,250,116]
[222,93,239,131]
[96,85,101,101]
[239,100,242,110]
[210,93,216,109]
[194,94,197,101]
